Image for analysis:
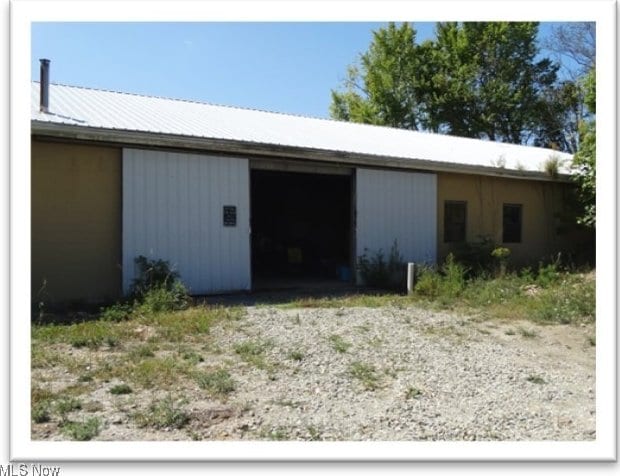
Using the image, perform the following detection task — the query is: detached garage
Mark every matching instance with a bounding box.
[31,78,586,304]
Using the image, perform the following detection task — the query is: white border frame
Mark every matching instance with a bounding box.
[10,0,616,462]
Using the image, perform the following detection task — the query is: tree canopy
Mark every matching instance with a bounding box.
[330,22,583,152]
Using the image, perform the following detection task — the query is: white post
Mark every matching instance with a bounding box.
[407,262,416,294]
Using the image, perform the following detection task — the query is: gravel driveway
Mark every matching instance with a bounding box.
[33,304,596,441]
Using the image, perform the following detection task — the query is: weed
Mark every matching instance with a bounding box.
[178,348,204,364]
[130,356,191,388]
[61,417,101,441]
[307,425,322,441]
[133,396,189,429]
[288,350,305,362]
[55,397,82,419]
[78,373,94,383]
[328,334,351,353]
[128,343,157,361]
[194,369,236,397]
[504,329,516,336]
[405,387,423,400]
[526,375,546,385]
[234,340,272,369]
[110,384,133,395]
[100,302,133,322]
[588,335,596,347]
[357,240,405,290]
[32,402,51,423]
[348,361,381,391]
[519,328,538,339]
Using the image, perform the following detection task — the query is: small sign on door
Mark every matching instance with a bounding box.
[223,205,237,227]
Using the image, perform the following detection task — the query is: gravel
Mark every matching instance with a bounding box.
[200,305,595,441]
[33,304,595,441]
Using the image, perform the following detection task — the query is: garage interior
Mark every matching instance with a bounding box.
[250,168,353,290]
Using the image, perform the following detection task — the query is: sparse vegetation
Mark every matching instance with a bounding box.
[328,334,351,353]
[194,369,236,397]
[110,384,133,395]
[60,417,101,441]
[357,240,405,290]
[526,375,546,385]
[133,396,189,430]
[348,361,381,390]
[405,387,423,400]
[234,340,272,370]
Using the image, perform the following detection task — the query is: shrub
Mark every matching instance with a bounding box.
[450,236,496,276]
[32,402,51,423]
[61,417,101,441]
[110,384,133,395]
[133,396,189,429]
[130,255,181,298]
[195,369,236,397]
[440,253,467,298]
[137,282,189,314]
[536,261,560,288]
[413,266,441,298]
[357,240,405,290]
[100,303,133,322]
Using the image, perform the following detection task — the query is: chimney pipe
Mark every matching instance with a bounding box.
[39,59,50,113]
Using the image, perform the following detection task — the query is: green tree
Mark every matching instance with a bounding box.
[572,67,595,227]
[331,22,569,149]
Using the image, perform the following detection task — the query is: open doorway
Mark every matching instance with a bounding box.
[250,168,353,289]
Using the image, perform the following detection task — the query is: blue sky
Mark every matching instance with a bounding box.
[32,22,560,119]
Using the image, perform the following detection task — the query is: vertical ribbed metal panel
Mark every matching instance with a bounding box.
[122,148,250,294]
[356,168,437,267]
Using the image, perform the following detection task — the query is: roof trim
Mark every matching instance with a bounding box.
[31,121,571,183]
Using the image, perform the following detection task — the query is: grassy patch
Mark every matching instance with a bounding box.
[133,396,189,429]
[348,361,381,391]
[109,384,133,395]
[328,334,351,353]
[129,356,192,388]
[60,417,101,441]
[234,340,272,370]
[194,369,236,398]
[287,349,305,362]
[32,402,51,423]
[261,427,290,441]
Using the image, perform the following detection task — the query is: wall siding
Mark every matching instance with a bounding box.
[31,140,122,303]
[123,148,251,294]
[356,168,437,269]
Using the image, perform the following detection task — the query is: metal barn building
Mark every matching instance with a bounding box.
[31,76,586,304]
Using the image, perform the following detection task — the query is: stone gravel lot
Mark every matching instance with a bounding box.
[33,305,595,441]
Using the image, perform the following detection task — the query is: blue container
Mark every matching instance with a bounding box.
[337,266,351,282]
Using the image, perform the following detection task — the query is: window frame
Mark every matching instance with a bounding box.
[502,203,523,244]
[443,200,467,244]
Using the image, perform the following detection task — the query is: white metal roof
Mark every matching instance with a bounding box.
[31,82,573,175]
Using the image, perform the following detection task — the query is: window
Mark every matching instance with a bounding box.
[444,201,467,243]
[503,204,522,243]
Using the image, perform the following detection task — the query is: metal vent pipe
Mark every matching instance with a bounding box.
[39,59,50,113]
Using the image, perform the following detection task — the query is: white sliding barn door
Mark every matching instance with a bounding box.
[122,148,251,295]
[355,168,437,272]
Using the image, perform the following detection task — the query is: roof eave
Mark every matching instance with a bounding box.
[31,121,573,183]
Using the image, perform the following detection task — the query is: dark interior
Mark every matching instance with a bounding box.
[250,169,352,284]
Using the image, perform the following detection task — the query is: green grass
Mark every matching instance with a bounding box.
[129,356,192,388]
[277,267,594,326]
[287,349,305,362]
[234,340,272,370]
[32,402,51,423]
[348,361,381,391]
[405,386,423,399]
[133,396,189,429]
[328,334,351,353]
[194,369,236,398]
[109,384,133,395]
[60,417,101,441]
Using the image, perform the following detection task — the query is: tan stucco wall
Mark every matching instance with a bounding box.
[437,172,579,266]
[32,139,122,303]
